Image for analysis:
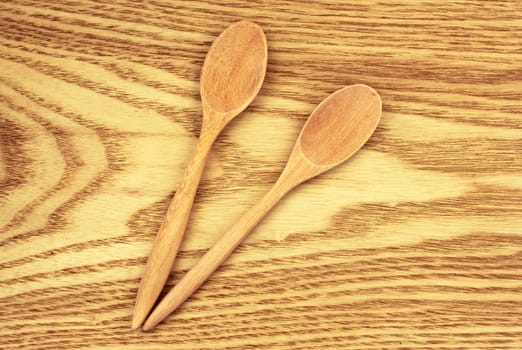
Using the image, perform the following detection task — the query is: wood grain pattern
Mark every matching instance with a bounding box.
[1,0,521,348]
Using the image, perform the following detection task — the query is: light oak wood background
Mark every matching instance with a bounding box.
[1,1,521,349]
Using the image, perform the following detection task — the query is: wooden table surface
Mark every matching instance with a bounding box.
[1,1,521,349]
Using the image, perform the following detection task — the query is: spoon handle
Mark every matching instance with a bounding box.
[132,137,214,329]
[142,180,291,330]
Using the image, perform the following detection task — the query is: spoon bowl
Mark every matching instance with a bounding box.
[299,84,381,167]
[279,84,382,186]
[201,20,267,124]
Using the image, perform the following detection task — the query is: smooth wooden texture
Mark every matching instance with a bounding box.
[143,85,382,330]
[0,0,521,349]
[132,20,267,330]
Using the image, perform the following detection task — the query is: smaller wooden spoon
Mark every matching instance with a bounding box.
[142,84,382,330]
[132,21,267,329]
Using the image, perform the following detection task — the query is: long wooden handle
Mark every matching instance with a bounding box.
[132,138,213,329]
[142,180,291,330]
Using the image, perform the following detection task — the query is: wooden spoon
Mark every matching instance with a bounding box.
[132,21,267,329]
[142,84,382,330]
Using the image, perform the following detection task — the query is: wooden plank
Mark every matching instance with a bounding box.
[1,0,521,348]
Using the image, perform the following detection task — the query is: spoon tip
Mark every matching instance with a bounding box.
[337,83,382,128]
[344,83,382,109]
[131,313,143,330]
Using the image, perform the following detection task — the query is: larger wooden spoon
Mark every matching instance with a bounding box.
[132,21,267,329]
[143,84,382,330]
